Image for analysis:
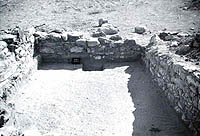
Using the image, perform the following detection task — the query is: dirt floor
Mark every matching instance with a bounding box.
[4,62,190,136]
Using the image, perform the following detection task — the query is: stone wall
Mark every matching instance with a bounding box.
[34,23,142,63]
[143,34,200,135]
[0,27,39,129]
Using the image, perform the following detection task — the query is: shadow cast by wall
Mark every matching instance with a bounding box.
[38,62,82,70]
[125,61,191,136]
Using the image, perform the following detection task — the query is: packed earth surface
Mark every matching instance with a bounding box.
[0,0,200,136]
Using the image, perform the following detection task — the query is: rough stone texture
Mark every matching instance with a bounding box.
[143,34,200,135]
[36,28,142,63]
[98,18,108,27]
[134,26,146,34]
[98,23,119,35]
[0,27,40,131]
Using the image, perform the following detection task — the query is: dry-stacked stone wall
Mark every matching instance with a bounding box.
[34,23,142,63]
[0,27,39,129]
[143,34,200,135]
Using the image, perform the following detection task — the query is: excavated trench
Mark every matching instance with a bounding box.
[0,25,199,136]
[24,61,190,136]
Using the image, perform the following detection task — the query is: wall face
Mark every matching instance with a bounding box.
[35,25,142,63]
[143,35,200,134]
[0,27,39,129]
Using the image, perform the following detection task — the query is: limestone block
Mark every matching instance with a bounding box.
[91,30,106,37]
[110,40,123,48]
[109,34,122,41]
[175,45,191,55]
[0,34,17,44]
[76,38,87,47]
[67,32,83,42]
[98,37,112,45]
[87,38,100,47]
[123,39,137,49]
[158,32,175,41]
[33,31,48,40]
[40,47,55,54]
[98,24,119,35]
[70,47,84,53]
[47,32,62,41]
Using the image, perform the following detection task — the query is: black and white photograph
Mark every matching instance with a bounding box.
[0,0,200,136]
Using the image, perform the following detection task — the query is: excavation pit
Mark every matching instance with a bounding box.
[0,27,200,136]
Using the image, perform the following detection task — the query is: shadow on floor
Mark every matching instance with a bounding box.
[38,63,82,70]
[38,61,191,136]
[125,61,192,136]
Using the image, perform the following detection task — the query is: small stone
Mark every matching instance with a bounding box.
[87,38,100,47]
[134,26,146,34]
[99,18,108,27]
[171,41,178,47]
[190,27,195,30]
[109,34,122,41]
[67,32,83,42]
[70,47,84,53]
[183,7,188,10]
[98,24,119,35]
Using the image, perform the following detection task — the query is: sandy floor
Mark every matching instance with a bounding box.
[9,62,191,136]
[12,63,135,136]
